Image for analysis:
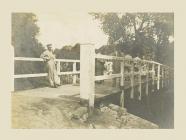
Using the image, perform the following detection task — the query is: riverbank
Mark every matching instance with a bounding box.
[12,93,158,129]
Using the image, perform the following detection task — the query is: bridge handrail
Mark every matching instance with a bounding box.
[13,47,173,108]
[95,54,124,61]
[14,57,80,62]
[14,57,80,81]
[96,54,171,68]
[14,56,172,80]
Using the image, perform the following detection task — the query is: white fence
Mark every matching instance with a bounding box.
[14,44,173,108]
[80,44,173,108]
[14,57,80,84]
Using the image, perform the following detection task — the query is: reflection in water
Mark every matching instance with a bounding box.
[97,82,174,129]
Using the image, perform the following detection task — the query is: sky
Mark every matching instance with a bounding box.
[36,13,108,49]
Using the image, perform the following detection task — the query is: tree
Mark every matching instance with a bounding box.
[91,13,174,66]
[12,13,46,90]
[152,13,174,64]
[12,13,44,57]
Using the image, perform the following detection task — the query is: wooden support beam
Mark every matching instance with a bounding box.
[145,64,149,96]
[11,45,14,92]
[56,61,60,74]
[166,68,169,86]
[167,68,169,86]
[138,65,142,100]
[73,62,77,85]
[56,61,61,84]
[151,63,155,92]
[130,63,134,99]
[120,61,125,107]
[80,43,95,108]
[162,67,164,88]
[167,69,170,85]
[152,63,155,86]
[157,64,160,90]
[165,69,167,87]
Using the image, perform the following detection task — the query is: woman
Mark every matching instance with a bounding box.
[40,44,60,88]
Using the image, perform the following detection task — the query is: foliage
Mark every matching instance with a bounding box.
[12,13,46,90]
[54,43,80,59]
[12,13,45,73]
[12,13,44,57]
[91,13,174,66]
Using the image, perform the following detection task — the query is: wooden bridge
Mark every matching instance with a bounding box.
[13,43,173,108]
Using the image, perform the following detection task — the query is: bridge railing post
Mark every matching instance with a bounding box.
[130,62,134,99]
[138,63,142,100]
[56,60,61,84]
[152,62,155,92]
[157,64,160,90]
[120,60,125,107]
[162,66,164,88]
[73,62,77,85]
[167,68,170,85]
[11,45,14,92]
[165,67,167,87]
[80,43,95,108]
[145,63,149,96]
[56,60,60,74]
[167,68,169,85]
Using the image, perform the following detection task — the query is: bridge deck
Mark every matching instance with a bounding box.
[13,81,122,102]
[13,79,152,102]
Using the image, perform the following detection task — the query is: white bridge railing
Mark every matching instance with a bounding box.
[14,44,173,108]
[80,44,173,108]
[14,57,80,85]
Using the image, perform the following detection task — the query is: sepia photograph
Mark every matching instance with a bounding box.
[11,12,174,129]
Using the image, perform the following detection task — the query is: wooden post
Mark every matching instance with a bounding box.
[120,60,125,107]
[157,64,160,90]
[56,60,61,84]
[162,67,164,88]
[130,62,134,99]
[150,62,155,93]
[145,63,149,96]
[56,61,60,74]
[167,68,170,86]
[80,43,95,108]
[152,63,155,87]
[164,68,166,87]
[11,45,14,92]
[138,64,142,100]
[73,62,77,85]
[166,68,169,86]
[167,68,169,86]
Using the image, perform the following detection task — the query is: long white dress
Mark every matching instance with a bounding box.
[40,50,60,87]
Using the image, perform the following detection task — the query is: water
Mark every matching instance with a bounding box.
[96,82,174,129]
